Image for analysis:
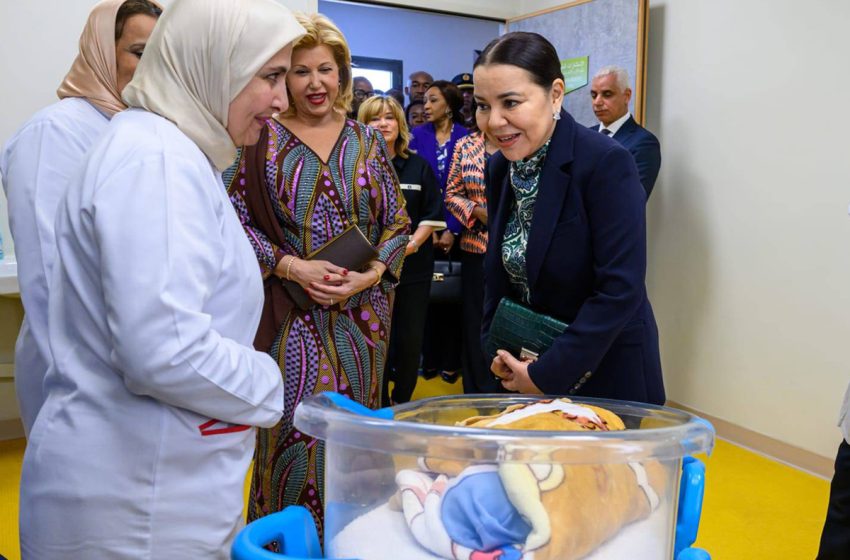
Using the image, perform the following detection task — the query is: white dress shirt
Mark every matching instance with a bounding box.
[597,111,632,136]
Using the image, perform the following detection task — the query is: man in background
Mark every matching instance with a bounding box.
[386,88,405,107]
[351,76,374,118]
[590,66,661,198]
[405,70,433,104]
[452,72,475,129]
[406,99,426,129]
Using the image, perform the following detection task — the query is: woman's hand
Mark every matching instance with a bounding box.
[305,261,384,306]
[287,258,347,290]
[405,240,419,256]
[472,204,488,226]
[406,226,434,256]
[491,350,543,394]
[433,230,455,254]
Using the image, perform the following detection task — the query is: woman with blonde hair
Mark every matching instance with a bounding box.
[18,0,304,556]
[227,13,409,535]
[0,0,161,437]
[358,95,446,405]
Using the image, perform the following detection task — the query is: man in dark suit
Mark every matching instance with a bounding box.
[590,66,661,198]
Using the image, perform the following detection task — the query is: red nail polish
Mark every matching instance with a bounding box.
[324,275,330,281]
[342,269,349,276]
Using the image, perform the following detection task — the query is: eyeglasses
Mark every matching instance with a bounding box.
[353,89,374,100]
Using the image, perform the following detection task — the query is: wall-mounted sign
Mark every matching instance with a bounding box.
[561,56,589,94]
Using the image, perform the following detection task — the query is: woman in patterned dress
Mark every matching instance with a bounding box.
[227,13,409,536]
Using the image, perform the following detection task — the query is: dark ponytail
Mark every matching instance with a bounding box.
[474,32,563,90]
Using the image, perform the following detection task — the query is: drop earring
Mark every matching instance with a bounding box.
[552,111,561,121]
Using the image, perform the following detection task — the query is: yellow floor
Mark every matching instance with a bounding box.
[0,376,831,559]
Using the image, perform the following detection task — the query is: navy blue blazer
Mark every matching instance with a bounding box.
[592,116,661,198]
[484,110,664,405]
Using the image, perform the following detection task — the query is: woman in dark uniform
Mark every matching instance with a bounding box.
[359,95,446,405]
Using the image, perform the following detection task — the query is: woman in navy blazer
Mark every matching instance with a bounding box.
[475,32,664,405]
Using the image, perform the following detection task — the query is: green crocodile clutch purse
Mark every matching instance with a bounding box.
[485,298,569,361]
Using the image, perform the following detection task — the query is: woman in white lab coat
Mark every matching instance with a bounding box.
[0,0,161,437]
[18,0,304,558]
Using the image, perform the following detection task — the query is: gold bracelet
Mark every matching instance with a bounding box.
[369,265,381,287]
[284,256,296,281]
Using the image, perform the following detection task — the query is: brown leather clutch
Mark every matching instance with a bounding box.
[282,224,379,310]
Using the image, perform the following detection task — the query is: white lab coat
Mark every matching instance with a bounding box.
[19,109,284,559]
[0,97,109,436]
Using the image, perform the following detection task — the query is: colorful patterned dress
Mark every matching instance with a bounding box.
[227,117,409,537]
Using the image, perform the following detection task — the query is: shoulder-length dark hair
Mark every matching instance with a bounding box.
[427,80,464,126]
[474,32,564,90]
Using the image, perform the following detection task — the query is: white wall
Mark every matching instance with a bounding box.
[0,1,97,257]
[642,0,850,459]
[515,0,850,460]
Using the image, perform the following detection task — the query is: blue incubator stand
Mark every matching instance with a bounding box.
[233,392,713,560]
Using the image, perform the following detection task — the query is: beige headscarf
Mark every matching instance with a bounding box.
[122,0,305,171]
[57,0,130,117]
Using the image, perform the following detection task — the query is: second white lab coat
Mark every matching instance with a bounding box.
[0,97,109,435]
[20,109,284,559]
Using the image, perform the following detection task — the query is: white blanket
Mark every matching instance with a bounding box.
[330,500,671,560]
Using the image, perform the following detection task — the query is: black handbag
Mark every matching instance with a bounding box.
[485,298,569,361]
[429,258,462,304]
[281,224,378,310]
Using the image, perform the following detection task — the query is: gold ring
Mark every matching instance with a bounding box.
[330,298,334,305]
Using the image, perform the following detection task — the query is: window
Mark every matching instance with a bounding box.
[351,55,403,94]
